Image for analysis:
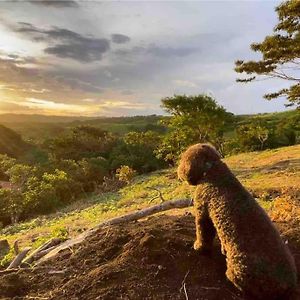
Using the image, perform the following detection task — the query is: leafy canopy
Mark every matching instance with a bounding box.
[235,0,300,107]
[161,94,230,140]
[158,94,231,163]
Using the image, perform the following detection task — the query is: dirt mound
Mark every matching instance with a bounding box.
[0,214,299,300]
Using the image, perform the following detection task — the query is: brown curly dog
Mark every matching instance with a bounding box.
[178,143,297,299]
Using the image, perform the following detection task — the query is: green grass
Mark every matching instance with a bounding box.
[0,144,299,266]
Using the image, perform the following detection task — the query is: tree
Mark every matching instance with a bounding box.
[158,94,231,163]
[110,131,165,173]
[235,0,300,107]
[236,121,271,151]
[0,154,16,180]
[0,188,24,224]
[44,125,117,161]
[155,126,197,165]
[275,113,300,145]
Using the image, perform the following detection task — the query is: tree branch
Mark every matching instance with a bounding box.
[37,198,193,264]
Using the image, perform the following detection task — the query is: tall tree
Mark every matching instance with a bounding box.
[158,94,232,163]
[235,0,300,107]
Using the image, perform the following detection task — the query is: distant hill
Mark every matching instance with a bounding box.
[73,114,166,134]
[0,114,94,123]
[1,110,298,141]
[236,109,299,125]
[0,124,31,158]
[1,114,166,139]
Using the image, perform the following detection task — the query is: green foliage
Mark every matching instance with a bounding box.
[158,94,231,163]
[155,126,197,165]
[44,125,117,160]
[0,124,31,158]
[234,113,300,152]
[235,0,300,106]
[0,109,298,229]
[236,122,271,151]
[0,155,110,226]
[51,226,69,240]
[116,165,137,183]
[7,164,36,186]
[110,131,165,173]
[275,113,300,145]
[0,154,16,180]
[0,188,24,224]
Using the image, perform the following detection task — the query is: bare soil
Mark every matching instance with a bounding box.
[0,213,299,300]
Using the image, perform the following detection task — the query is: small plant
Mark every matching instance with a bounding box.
[116,165,137,184]
[51,226,69,240]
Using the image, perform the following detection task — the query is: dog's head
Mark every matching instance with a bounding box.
[177,143,221,185]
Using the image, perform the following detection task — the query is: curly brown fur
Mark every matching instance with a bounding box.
[178,143,297,300]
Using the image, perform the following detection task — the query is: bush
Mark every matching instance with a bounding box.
[116,165,137,184]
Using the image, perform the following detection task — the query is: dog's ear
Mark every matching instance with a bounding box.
[178,144,221,185]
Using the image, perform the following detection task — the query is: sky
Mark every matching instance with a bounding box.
[0,0,291,117]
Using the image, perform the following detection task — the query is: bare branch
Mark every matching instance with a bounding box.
[37,198,193,264]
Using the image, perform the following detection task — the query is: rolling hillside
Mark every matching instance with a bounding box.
[1,110,298,140]
[0,125,31,158]
[0,145,299,299]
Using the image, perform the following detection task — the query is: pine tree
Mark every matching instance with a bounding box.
[235,0,300,107]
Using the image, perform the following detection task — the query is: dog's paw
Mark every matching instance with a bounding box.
[193,241,211,255]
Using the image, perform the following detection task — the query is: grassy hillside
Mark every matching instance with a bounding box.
[1,144,299,265]
[0,125,31,158]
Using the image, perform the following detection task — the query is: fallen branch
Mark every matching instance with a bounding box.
[180,270,190,300]
[38,198,193,264]
[23,238,63,265]
[0,266,68,275]
[147,187,166,203]
[0,268,20,275]
[98,198,193,227]
[7,247,31,270]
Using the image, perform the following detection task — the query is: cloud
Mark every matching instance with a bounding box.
[29,0,79,8]
[147,45,197,57]
[122,90,134,95]
[111,34,130,44]
[7,98,151,116]
[0,1,287,116]
[0,50,37,65]
[53,76,104,93]
[115,44,198,59]
[15,23,110,62]
[0,55,104,103]
[173,80,197,88]
[44,41,109,62]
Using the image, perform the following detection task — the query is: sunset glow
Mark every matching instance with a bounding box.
[0,0,288,116]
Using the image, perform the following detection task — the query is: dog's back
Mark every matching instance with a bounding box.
[196,176,297,299]
[179,143,297,299]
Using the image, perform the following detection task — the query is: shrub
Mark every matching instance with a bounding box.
[116,165,137,184]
